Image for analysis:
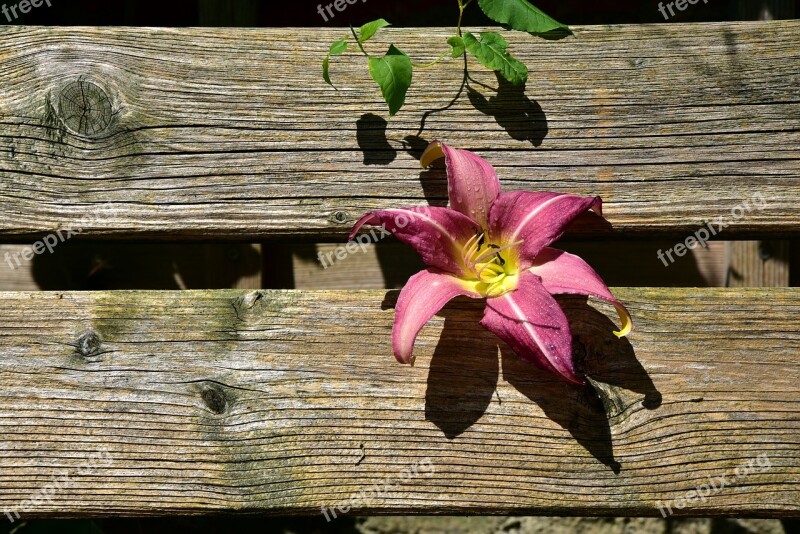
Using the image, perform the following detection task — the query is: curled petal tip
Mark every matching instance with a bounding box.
[591,196,603,217]
[409,355,416,367]
[612,303,633,338]
[349,212,378,241]
[420,141,445,168]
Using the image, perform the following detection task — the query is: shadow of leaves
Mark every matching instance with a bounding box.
[467,72,549,146]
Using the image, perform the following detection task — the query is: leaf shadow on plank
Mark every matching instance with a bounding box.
[354,57,551,167]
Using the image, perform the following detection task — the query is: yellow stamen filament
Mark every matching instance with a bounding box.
[461,232,482,268]
[477,262,505,283]
[459,233,521,298]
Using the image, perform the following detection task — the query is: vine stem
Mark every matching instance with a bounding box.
[412,51,450,69]
[457,0,473,36]
[350,25,369,57]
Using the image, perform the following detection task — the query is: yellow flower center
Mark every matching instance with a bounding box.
[461,232,522,298]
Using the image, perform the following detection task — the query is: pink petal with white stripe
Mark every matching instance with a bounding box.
[420,141,500,230]
[350,206,478,277]
[393,269,482,365]
[481,271,581,384]
[488,192,602,269]
[532,247,632,338]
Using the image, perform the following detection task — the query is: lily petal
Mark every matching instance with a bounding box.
[531,248,632,338]
[488,192,602,269]
[421,141,500,230]
[393,269,482,365]
[350,207,478,277]
[481,271,581,384]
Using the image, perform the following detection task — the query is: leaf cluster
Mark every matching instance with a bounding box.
[323,0,569,116]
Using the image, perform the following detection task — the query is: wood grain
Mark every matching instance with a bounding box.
[726,241,791,287]
[0,22,797,240]
[0,288,797,517]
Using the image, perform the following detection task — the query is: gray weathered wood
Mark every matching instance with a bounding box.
[0,22,797,240]
[0,288,797,518]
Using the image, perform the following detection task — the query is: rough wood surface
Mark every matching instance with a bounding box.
[0,288,797,518]
[0,22,798,240]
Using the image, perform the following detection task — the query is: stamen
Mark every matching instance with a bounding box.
[463,233,484,271]
[461,232,480,267]
[477,262,505,283]
[471,239,524,266]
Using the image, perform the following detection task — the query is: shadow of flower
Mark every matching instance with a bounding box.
[387,290,662,474]
[424,300,501,439]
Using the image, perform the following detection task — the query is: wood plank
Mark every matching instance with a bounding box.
[0,245,40,290]
[722,2,795,291]
[726,241,791,287]
[0,22,797,240]
[0,288,797,517]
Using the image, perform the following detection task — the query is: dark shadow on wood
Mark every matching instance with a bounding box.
[31,242,262,290]
[356,113,396,166]
[382,291,661,474]
[374,242,427,289]
[558,295,662,410]
[423,293,663,472]
[467,72,549,147]
[500,342,621,474]
[354,57,551,165]
[423,299,501,439]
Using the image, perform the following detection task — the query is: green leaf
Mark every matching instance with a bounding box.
[368,45,413,117]
[463,32,528,85]
[323,39,349,88]
[322,56,334,86]
[447,35,465,58]
[477,0,569,34]
[359,18,391,43]
[329,39,348,55]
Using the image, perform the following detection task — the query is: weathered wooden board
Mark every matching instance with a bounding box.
[0,22,798,240]
[0,288,797,518]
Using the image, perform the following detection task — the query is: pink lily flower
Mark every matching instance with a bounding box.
[349,142,632,385]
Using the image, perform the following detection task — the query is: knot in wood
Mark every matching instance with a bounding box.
[330,211,350,224]
[76,329,102,357]
[57,80,113,137]
[201,386,228,415]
